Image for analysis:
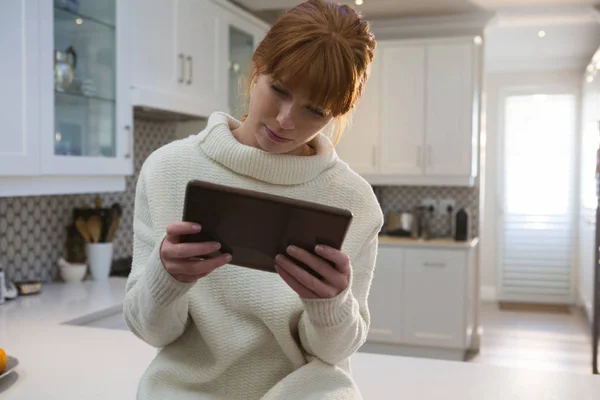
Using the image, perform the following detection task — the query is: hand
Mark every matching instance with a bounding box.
[274,245,350,299]
[160,222,231,283]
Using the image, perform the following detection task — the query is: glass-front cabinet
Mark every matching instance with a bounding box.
[41,0,132,176]
[224,11,266,120]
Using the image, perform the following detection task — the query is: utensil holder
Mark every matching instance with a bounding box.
[87,243,113,281]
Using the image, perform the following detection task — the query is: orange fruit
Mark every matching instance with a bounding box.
[0,348,6,374]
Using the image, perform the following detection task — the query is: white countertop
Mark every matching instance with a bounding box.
[378,235,480,249]
[1,278,599,399]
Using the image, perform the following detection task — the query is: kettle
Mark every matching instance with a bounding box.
[54,45,77,92]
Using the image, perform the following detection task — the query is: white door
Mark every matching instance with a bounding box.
[178,0,223,116]
[380,44,425,176]
[0,0,40,176]
[425,42,475,177]
[129,0,179,108]
[335,54,381,175]
[498,93,577,304]
[402,248,466,349]
[367,247,404,344]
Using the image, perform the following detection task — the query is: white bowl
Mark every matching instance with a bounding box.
[59,263,87,283]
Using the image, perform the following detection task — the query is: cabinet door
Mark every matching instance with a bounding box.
[178,0,224,116]
[367,247,404,344]
[129,0,179,108]
[380,44,425,176]
[335,54,381,176]
[39,0,133,176]
[425,42,475,177]
[402,248,466,349]
[222,7,267,119]
[0,0,40,176]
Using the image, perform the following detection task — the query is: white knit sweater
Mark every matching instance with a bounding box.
[124,112,384,400]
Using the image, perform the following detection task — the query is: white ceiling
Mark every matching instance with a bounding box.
[232,0,600,72]
[233,0,599,19]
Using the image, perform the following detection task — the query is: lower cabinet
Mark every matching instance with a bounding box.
[365,242,477,360]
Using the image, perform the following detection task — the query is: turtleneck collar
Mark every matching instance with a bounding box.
[196,112,338,185]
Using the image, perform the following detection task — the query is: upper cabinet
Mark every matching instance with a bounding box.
[0,0,133,196]
[0,0,266,197]
[129,0,267,119]
[337,37,481,187]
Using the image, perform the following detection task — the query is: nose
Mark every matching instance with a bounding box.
[276,102,295,130]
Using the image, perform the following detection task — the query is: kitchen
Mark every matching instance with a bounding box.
[1,0,600,398]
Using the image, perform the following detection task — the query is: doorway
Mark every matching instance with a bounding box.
[497,92,578,305]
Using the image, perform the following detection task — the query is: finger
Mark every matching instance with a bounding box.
[163,241,221,260]
[165,222,202,244]
[166,253,231,276]
[275,264,318,299]
[276,254,338,298]
[314,245,351,276]
[286,245,348,288]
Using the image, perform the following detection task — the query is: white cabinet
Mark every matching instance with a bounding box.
[367,247,404,344]
[130,0,225,117]
[0,0,40,176]
[335,54,381,175]
[425,43,477,177]
[130,0,268,119]
[0,0,133,196]
[337,37,481,187]
[364,241,477,360]
[402,248,467,348]
[380,45,425,176]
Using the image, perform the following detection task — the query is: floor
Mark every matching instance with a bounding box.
[468,302,595,375]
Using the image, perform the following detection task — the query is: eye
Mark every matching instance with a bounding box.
[270,84,288,95]
[307,107,325,118]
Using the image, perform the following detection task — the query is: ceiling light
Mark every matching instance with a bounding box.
[587,75,594,83]
[537,30,546,38]
[355,0,363,5]
[474,36,483,46]
[75,18,83,25]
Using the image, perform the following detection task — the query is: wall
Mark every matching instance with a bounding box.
[0,119,177,282]
[480,69,582,301]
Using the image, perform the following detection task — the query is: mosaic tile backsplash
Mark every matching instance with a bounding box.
[0,119,177,282]
[0,122,479,282]
[375,185,479,239]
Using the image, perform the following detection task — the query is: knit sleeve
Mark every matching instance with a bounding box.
[123,162,196,348]
[297,225,380,366]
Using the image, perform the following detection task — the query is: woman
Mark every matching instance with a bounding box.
[124,1,383,399]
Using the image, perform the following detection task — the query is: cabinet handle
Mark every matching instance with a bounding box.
[423,262,446,268]
[187,56,193,85]
[124,125,132,159]
[417,145,422,168]
[178,54,185,83]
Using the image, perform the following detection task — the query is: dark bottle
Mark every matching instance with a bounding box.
[454,208,469,242]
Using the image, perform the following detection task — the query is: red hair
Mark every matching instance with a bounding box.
[242,0,376,145]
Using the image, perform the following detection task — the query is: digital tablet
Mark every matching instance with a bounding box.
[181,180,353,278]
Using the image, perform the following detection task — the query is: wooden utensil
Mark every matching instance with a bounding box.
[105,213,120,242]
[75,217,92,243]
[87,215,103,243]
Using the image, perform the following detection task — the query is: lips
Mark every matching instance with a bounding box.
[264,125,290,143]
